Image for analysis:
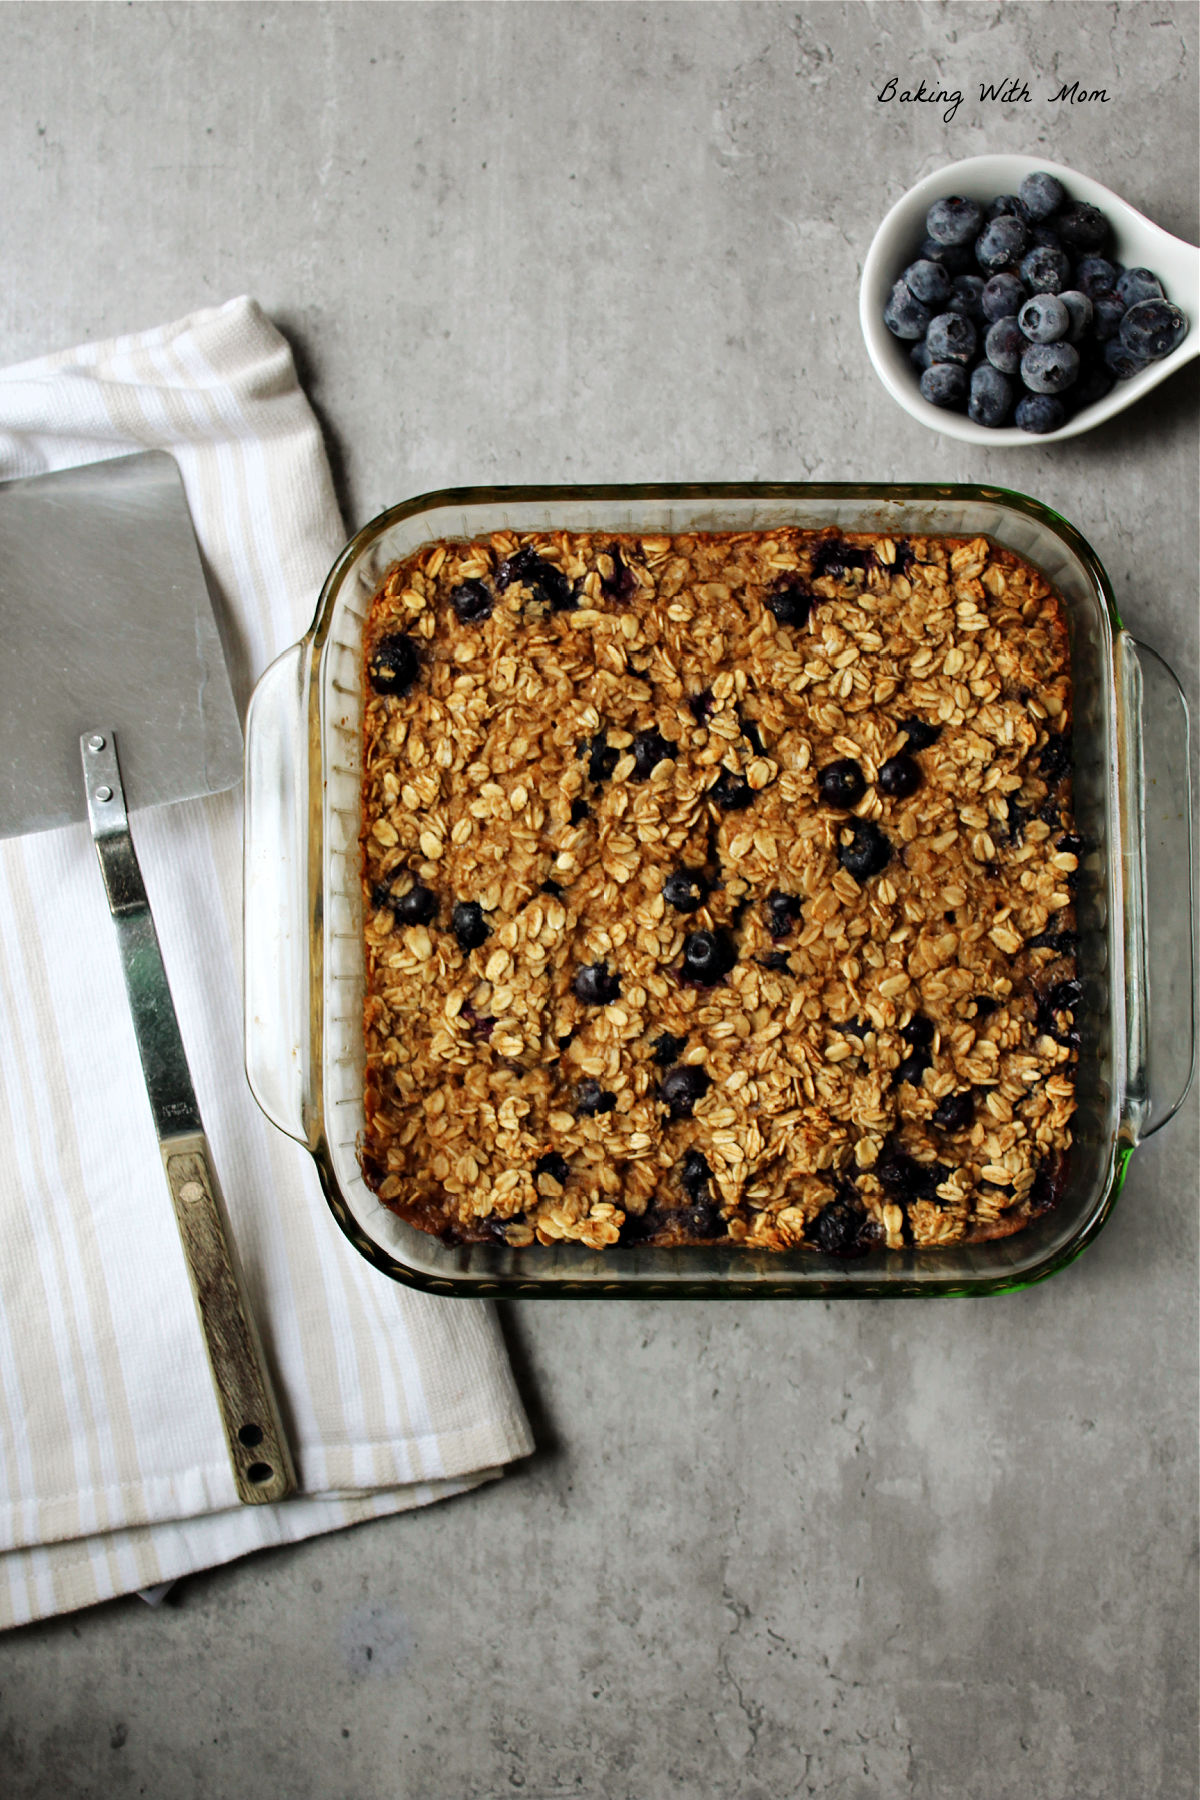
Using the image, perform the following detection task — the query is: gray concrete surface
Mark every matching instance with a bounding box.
[1,4,1197,1797]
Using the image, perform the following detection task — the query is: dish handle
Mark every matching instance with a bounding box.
[243,641,314,1146]
[1116,632,1196,1141]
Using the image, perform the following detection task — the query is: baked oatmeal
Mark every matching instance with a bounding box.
[359,527,1080,1254]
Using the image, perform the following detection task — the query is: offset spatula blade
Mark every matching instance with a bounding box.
[0,451,242,838]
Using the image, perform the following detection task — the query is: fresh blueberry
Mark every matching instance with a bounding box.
[450,579,493,624]
[711,769,753,810]
[1103,339,1150,380]
[1120,299,1188,361]
[982,272,1028,322]
[587,730,619,782]
[679,1148,713,1204]
[766,891,803,938]
[391,881,438,926]
[1055,203,1109,252]
[910,340,934,374]
[987,194,1023,221]
[925,312,977,365]
[838,820,892,880]
[1067,355,1115,412]
[920,363,968,410]
[533,1151,570,1188]
[1074,256,1120,299]
[1018,171,1066,222]
[1056,290,1093,344]
[974,213,1028,274]
[663,869,707,913]
[932,1090,975,1131]
[902,259,953,307]
[660,1063,712,1119]
[575,1079,617,1117]
[1091,292,1128,342]
[809,1192,868,1256]
[968,363,1014,427]
[884,279,933,341]
[367,633,419,697]
[817,759,866,809]
[682,929,736,985]
[1019,293,1070,343]
[1115,267,1163,310]
[1021,341,1080,394]
[651,1031,687,1067]
[925,195,985,247]
[900,716,941,750]
[574,962,620,1005]
[1026,221,1065,251]
[947,275,986,320]
[985,315,1025,375]
[452,900,490,951]
[878,753,922,798]
[631,729,677,781]
[1019,245,1071,295]
[766,580,813,627]
[495,545,573,611]
[918,236,974,277]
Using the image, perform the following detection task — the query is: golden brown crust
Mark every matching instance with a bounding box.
[359,528,1078,1254]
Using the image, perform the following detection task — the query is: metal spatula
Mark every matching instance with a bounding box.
[0,450,295,1505]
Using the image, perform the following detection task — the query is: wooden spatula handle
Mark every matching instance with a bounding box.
[162,1134,296,1505]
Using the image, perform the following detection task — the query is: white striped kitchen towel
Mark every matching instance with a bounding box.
[0,296,533,1630]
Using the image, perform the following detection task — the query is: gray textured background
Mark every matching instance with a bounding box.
[1,5,1197,1797]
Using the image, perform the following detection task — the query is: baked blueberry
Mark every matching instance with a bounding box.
[764,580,814,631]
[663,869,707,913]
[878,754,921,798]
[452,900,490,951]
[809,1193,868,1256]
[450,579,493,624]
[575,1079,617,1117]
[900,716,941,750]
[766,891,803,938]
[600,544,638,601]
[894,1052,931,1087]
[932,1091,974,1131]
[495,545,573,611]
[574,962,620,1006]
[587,731,620,782]
[533,1151,570,1187]
[711,769,753,810]
[687,687,716,722]
[679,1148,713,1203]
[973,995,998,1017]
[631,729,677,781]
[682,929,736,984]
[812,539,869,580]
[817,759,866,809]
[925,195,984,247]
[391,881,439,926]
[660,1063,712,1119]
[569,797,590,825]
[1038,732,1072,785]
[901,1014,934,1049]
[368,633,419,697]
[838,820,892,880]
[651,1030,687,1067]
[760,951,791,971]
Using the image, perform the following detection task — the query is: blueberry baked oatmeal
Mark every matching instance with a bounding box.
[359,527,1080,1254]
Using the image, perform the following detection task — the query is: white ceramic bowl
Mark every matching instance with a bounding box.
[860,153,1200,446]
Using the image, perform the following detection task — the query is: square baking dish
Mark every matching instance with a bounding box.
[244,485,1194,1297]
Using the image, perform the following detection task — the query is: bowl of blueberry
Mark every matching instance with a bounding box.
[860,154,1199,443]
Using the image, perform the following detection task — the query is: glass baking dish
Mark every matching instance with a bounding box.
[244,485,1195,1298]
